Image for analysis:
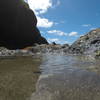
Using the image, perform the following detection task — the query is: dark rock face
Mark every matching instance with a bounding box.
[70,28,100,55]
[0,0,48,49]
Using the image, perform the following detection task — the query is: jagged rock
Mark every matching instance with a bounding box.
[95,50,100,58]
[0,43,70,57]
[52,42,57,45]
[61,44,69,49]
[0,47,34,58]
[0,47,16,57]
[70,28,100,56]
[0,0,48,49]
[62,44,70,53]
[29,44,69,54]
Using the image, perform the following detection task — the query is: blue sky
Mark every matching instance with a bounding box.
[25,0,100,44]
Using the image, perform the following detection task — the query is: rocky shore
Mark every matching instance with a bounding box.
[0,44,69,58]
[0,28,100,59]
[0,47,33,58]
[0,0,99,59]
[69,28,100,58]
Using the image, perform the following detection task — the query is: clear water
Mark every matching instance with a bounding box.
[0,54,100,100]
[31,54,100,100]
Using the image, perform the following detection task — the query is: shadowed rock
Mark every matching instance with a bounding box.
[0,0,48,49]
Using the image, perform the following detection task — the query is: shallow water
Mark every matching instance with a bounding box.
[0,56,42,100]
[30,54,100,100]
[0,54,100,100]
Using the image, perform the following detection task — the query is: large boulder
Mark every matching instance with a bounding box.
[70,28,100,55]
[0,0,48,49]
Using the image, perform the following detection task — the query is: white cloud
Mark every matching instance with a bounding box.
[82,24,91,27]
[48,38,68,44]
[28,0,52,14]
[69,32,78,36]
[47,30,67,36]
[48,38,59,43]
[37,16,54,28]
[27,0,60,28]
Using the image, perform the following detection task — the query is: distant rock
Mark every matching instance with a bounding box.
[0,0,48,49]
[0,43,70,58]
[30,44,69,54]
[69,28,100,57]
[52,42,57,45]
[0,47,34,58]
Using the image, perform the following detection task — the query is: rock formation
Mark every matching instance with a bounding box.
[69,28,100,55]
[0,0,48,49]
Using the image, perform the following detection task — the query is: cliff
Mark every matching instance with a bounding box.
[0,0,48,49]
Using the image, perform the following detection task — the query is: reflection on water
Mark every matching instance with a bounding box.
[30,54,100,100]
[39,54,100,75]
[0,56,41,100]
[0,54,100,100]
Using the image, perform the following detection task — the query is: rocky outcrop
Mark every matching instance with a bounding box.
[28,44,69,54]
[0,0,48,49]
[0,47,34,57]
[0,44,69,58]
[69,28,100,56]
